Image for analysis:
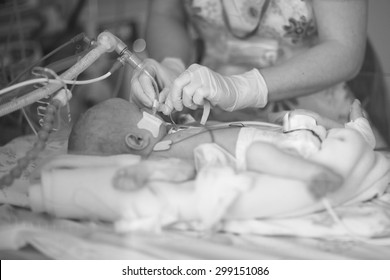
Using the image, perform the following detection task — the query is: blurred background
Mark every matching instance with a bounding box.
[368,0,390,96]
[0,0,389,145]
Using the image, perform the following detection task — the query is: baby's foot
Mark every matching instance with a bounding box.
[307,168,344,199]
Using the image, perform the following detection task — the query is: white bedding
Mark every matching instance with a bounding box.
[1,131,390,259]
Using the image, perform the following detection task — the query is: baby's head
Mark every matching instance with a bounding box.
[68,98,168,157]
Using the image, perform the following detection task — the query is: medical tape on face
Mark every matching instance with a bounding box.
[137,111,163,137]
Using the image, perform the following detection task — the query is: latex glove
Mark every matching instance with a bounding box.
[159,64,268,115]
[130,57,185,108]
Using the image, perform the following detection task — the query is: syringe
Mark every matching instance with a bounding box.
[99,31,160,114]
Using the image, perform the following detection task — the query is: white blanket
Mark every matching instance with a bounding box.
[1,129,390,259]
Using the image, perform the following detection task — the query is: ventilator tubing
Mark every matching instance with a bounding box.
[0,32,116,117]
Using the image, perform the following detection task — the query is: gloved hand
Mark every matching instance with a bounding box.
[158,64,268,115]
[130,57,185,108]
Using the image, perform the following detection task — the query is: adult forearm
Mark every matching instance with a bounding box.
[146,1,194,65]
[262,40,366,102]
[263,0,367,102]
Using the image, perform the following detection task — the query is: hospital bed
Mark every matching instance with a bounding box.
[1,31,390,260]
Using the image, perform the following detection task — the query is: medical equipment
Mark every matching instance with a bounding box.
[103,31,212,122]
[100,31,161,115]
[0,31,130,188]
[137,111,164,137]
[0,32,118,118]
[153,121,281,152]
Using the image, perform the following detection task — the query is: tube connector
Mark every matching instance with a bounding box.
[53,88,72,107]
[96,31,118,52]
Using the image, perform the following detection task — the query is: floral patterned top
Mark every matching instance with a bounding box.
[183,0,355,124]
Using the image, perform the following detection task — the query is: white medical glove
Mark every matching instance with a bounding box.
[159,64,268,115]
[130,57,185,108]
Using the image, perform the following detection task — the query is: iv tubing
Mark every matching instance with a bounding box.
[0,72,112,96]
[100,31,160,111]
[0,34,116,117]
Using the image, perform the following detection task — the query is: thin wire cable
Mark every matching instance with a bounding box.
[21,107,38,135]
[62,72,111,85]
[34,67,67,94]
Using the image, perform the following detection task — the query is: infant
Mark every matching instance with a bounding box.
[62,98,385,231]
[68,98,375,198]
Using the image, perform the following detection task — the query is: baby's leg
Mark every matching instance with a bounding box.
[246,141,343,199]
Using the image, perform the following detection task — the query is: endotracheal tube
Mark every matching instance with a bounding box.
[98,31,160,114]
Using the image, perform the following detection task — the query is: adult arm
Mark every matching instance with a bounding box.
[263,0,368,101]
[146,0,194,65]
[129,0,194,108]
[159,0,368,114]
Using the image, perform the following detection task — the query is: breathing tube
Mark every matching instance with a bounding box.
[100,31,161,114]
[0,32,117,117]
